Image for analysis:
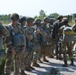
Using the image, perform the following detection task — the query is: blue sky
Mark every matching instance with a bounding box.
[0,0,76,17]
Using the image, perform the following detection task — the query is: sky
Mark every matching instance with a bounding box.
[0,0,76,17]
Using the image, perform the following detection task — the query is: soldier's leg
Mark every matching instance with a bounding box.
[67,42,74,65]
[37,46,43,63]
[55,38,59,59]
[4,52,13,75]
[62,43,67,67]
[14,52,27,75]
[58,42,63,60]
[41,46,49,62]
[24,53,32,71]
[33,49,40,67]
[25,51,34,71]
[20,52,27,75]
[14,53,21,75]
[48,43,55,58]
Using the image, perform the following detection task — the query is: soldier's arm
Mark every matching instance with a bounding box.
[58,26,64,36]
[4,26,12,47]
[72,24,76,32]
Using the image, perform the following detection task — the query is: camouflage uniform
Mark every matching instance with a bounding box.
[19,16,31,70]
[59,18,75,67]
[24,17,35,70]
[4,13,26,75]
[41,17,52,62]
[52,16,63,59]
[0,23,9,64]
[32,18,42,66]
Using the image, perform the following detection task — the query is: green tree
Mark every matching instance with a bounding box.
[39,10,46,20]
[48,13,59,19]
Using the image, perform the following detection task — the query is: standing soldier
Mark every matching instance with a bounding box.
[4,13,27,75]
[24,17,35,71]
[52,15,63,60]
[59,18,75,67]
[49,18,55,58]
[72,18,76,45]
[19,16,35,70]
[41,17,50,62]
[0,23,9,64]
[32,18,42,66]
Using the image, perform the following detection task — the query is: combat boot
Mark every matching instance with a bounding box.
[58,55,63,60]
[62,60,68,67]
[29,65,35,70]
[37,58,43,63]
[20,70,27,75]
[25,67,32,71]
[43,57,49,62]
[49,54,54,58]
[33,62,40,67]
[70,59,74,66]
[56,55,59,59]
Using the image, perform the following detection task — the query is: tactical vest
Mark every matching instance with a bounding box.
[10,25,26,47]
[63,26,75,42]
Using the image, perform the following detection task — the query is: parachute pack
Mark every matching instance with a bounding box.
[63,26,75,42]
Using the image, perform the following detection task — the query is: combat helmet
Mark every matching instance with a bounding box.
[62,18,68,23]
[34,18,42,24]
[27,17,34,23]
[19,16,27,23]
[10,13,19,20]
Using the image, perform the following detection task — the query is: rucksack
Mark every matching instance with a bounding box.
[63,26,75,42]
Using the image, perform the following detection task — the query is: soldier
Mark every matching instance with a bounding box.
[0,23,9,64]
[19,16,27,26]
[32,18,43,65]
[52,15,63,60]
[4,13,27,75]
[59,18,75,67]
[72,18,76,54]
[72,18,76,32]
[48,18,55,58]
[41,17,51,62]
[24,17,35,71]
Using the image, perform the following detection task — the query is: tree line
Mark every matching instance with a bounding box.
[0,10,76,24]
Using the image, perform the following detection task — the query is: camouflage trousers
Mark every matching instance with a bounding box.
[14,52,25,75]
[4,52,13,75]
[61,42,73,61]
[4,51,25,75]
[40,40,55,57]
[33,45,41,63]
[25,50,34,68]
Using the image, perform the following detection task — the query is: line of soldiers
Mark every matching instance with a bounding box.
[0,13,76,75]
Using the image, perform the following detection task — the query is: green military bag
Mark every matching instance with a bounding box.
[63,26,75,42]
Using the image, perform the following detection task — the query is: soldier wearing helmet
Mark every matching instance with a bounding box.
[0,23,9,66]
[52,15,63,60]
[40,17,51,62]
[4,13,27,75]
[72,18,76,32]
[33,18,43,65]
[19,16,27,26]
[24,17,35,71]
[59,18,75,67]
[34,18,41,24]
